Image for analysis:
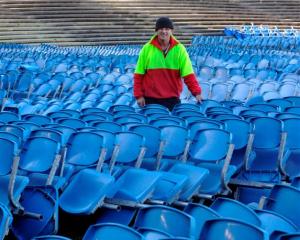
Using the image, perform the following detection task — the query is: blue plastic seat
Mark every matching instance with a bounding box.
[210,83,229,101]
[129,124,189,204]
[223,119,252,170]
[57,117,87,129]
[189,119,223,139]
[183,115,206,125]
[199,99,222,113]
[0,124,27,143]
[240,109,268,119]
[188,128,236,196]
[92,121,122,133]
[254,208,298,239]
[11,133,62,237]
[137,124,209,201]
[210,197,262,227]
[183,203,220,239]
[249,103,279,113]
[205,106,233,115]
[83,223,145,240]
[0,137,28,237]
[107,132,161,204]
[173,110,205,119]
[212,113,243,121]
[247,117,283,172]
[22,114,53,126]
[286,107,300,115]
[0,111,20,123]
[59,168,114,214]
[263,184,300,229]
[57,131,114,214]
[129,124,163,171]
[133,205,196,239]
[267,98,293,112]
[198,218,266,240]
[59,109,81,118]
[284,96,300,106]
[150,118,182,127]
[139,105,170,116]
[280,118,300,179]
[157,125,191,170]
[173,103,201,112]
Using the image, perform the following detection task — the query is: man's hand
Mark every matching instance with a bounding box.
[195,94,202,103]
[137,97,146,107]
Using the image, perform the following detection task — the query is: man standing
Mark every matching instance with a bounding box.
[134,17,202,111]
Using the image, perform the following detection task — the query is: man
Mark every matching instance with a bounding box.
[134,16,202,111]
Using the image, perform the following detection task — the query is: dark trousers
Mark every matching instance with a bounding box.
[144,97,180,111]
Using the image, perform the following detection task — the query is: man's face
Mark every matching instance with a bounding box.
[157,28,173,42]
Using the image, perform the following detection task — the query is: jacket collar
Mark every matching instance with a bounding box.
[149,34,179,52]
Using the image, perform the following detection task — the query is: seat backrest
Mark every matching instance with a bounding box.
[206,106,232,115]
[284,96,300,106]
[286,107,300,115]
[223,119,251,150]
[173,110,205,119]
[22,114,52,125]
[267,98,293,111]
[184,203,220,240]
[250,117,282,148]
[30,128,62,144]
[254,209,298,238]
[134,205,195,239]
[283,118,300,149]
[159,125,189,158]
[57,117,87,129]
[114,131,145,164]
[66,132,103,166]
[80,113,108,122]
[109,104,135,113]
[0,124,26,141]
[0,137,18,175]
[264,184,300,229]
[189,128,231,163]
[0,111,20,123]
[189,120,222,140]
[0,131,22,149]
[210,197,261,227]
[93,130,116,161]
[46,124,76,147]
[210,83,229,102]
[173,103,201,112]
[249,103,279,113]
[93,121,122,133]
[130,124,161,158]
[20,136,61,172]
[199,218,265,240]
[150,118,181,128]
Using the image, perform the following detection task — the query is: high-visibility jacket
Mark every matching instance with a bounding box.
[134,35,201,99]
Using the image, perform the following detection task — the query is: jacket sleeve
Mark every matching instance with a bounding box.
[134,73,144,98]
[179,45,201,96]
[183,73,201,96]
[133,46,147,98]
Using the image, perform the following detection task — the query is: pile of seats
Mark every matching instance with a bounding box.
[0,36,300,239]
[224,23,300,38]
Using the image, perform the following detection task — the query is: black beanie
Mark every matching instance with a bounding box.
[155,17,174,31]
